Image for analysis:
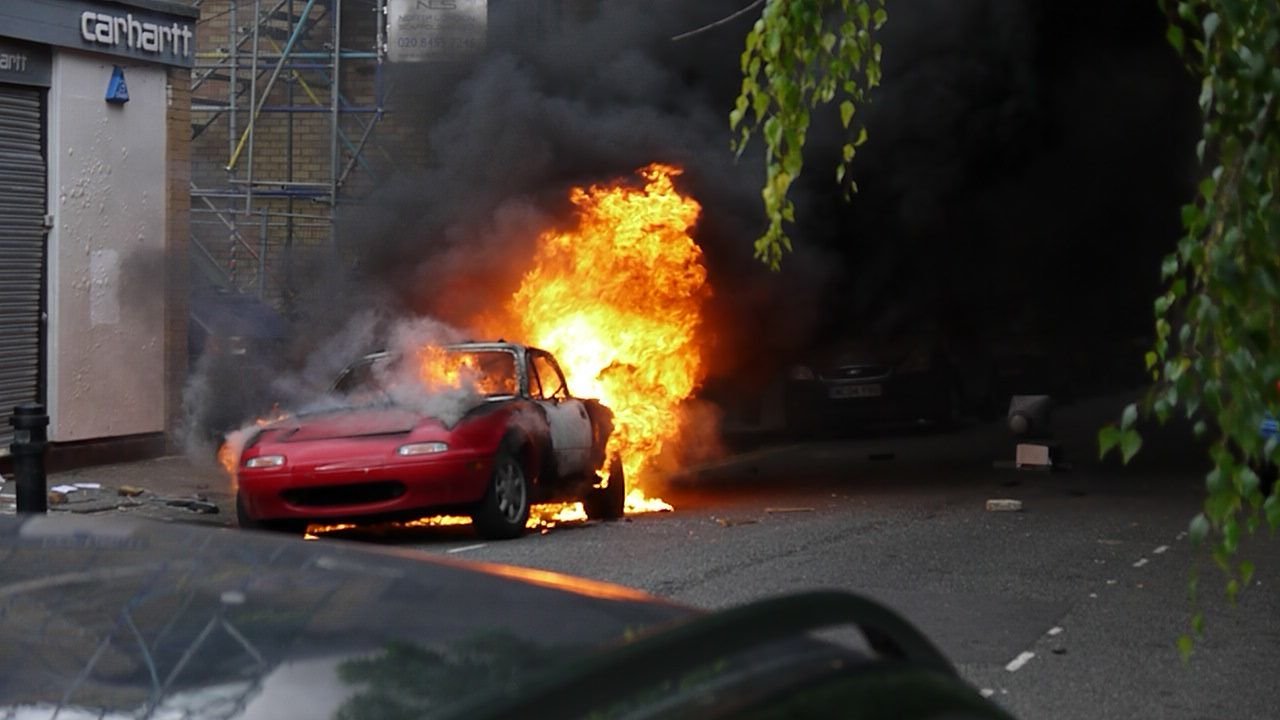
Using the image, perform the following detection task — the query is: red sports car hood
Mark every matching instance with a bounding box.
[272,407,429,442]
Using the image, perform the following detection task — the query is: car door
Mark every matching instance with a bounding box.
[530,351,592,477]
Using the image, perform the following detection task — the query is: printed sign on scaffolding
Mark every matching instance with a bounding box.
[388,0,487,63]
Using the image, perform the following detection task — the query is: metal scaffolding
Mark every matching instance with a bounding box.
[189,0,388,303]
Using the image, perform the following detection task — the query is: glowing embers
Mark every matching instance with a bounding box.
[303,502,594,539]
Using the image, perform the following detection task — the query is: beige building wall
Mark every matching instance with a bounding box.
[46,52,170,442]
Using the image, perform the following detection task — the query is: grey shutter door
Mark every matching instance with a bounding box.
[0,85,45,450]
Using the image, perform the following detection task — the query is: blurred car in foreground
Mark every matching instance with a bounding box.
[234,342,624,539]
[0,514,1015,719]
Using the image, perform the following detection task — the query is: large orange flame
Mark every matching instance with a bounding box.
[233,164,708,536]
[500,163,708,511]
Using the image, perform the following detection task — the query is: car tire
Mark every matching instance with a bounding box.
[472,445,532,539]
[584,455,626,521]
[235,493,307,534]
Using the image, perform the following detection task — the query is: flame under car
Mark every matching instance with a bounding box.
[234,342,624,539]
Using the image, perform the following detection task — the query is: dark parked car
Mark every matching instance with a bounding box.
[234,342,624,539]
[784,335,965,434]
[0,514,1016,720]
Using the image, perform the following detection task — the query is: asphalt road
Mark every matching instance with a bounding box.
[321,395,1280,720]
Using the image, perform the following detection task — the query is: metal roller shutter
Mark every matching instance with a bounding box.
[0,84,45,451]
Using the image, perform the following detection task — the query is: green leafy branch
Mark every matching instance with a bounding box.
[1100,0,1280,657]
[731,0,886,269]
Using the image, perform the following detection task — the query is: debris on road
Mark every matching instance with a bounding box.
[765,507,815,514]
[715,517,759,527]
[985,498,1023,512]
[118,485,147,497]
[164,497,221,514]
[48,491,68,506]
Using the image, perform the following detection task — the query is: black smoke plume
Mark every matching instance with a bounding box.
[186,0,1199,446]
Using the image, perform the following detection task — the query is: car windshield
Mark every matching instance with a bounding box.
[334,349,518,399]
[445,350,518,397]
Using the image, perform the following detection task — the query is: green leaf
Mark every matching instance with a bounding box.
[1177,634,1194,662]
[839,100,855,128]
[1202,12,1220,41]
[1098,425,1122,459]
[1120,429,1143,464]
[1223,516,1240,554]
[1121,403,1139,430]
[1189,513,1210,545]
[1240,560,1255,586]
[1167,23,1185,53]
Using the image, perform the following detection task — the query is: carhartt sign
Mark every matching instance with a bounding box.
[80,11,193,61]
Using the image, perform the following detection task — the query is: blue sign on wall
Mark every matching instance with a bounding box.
[106,65,129,104]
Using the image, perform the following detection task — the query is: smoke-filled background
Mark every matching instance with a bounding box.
[185,0,1199,450]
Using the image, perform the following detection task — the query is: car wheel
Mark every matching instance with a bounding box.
[235,493,307,534]
[584,455,626,521]
[472,446,531,539]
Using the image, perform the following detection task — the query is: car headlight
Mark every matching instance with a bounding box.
[788,365,816,381]
[398,442,449,456]
[244,454,286,469]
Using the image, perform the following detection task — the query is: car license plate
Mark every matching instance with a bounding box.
[828,383,882,400]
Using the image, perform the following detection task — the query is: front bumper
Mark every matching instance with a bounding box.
[238,449,494,522]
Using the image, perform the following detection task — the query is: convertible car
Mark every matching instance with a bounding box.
[234,341,624,539]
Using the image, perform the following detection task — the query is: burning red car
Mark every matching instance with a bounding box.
[233,342,624,539]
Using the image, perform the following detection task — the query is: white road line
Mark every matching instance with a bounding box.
[1153,545,1169,555]
[1047,626,1063,636]
[447,544,487,554]
[1006,651,1035,672]
[1133,558,1149,568]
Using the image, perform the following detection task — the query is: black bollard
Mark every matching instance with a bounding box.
[10,404,49,514]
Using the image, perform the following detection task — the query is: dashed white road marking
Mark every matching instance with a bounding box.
[447,544,487,554]
[1133,558,1149,568]
[1006,651,1035,672]
[1047,626,1064,636]
[1153,545,1169,555]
